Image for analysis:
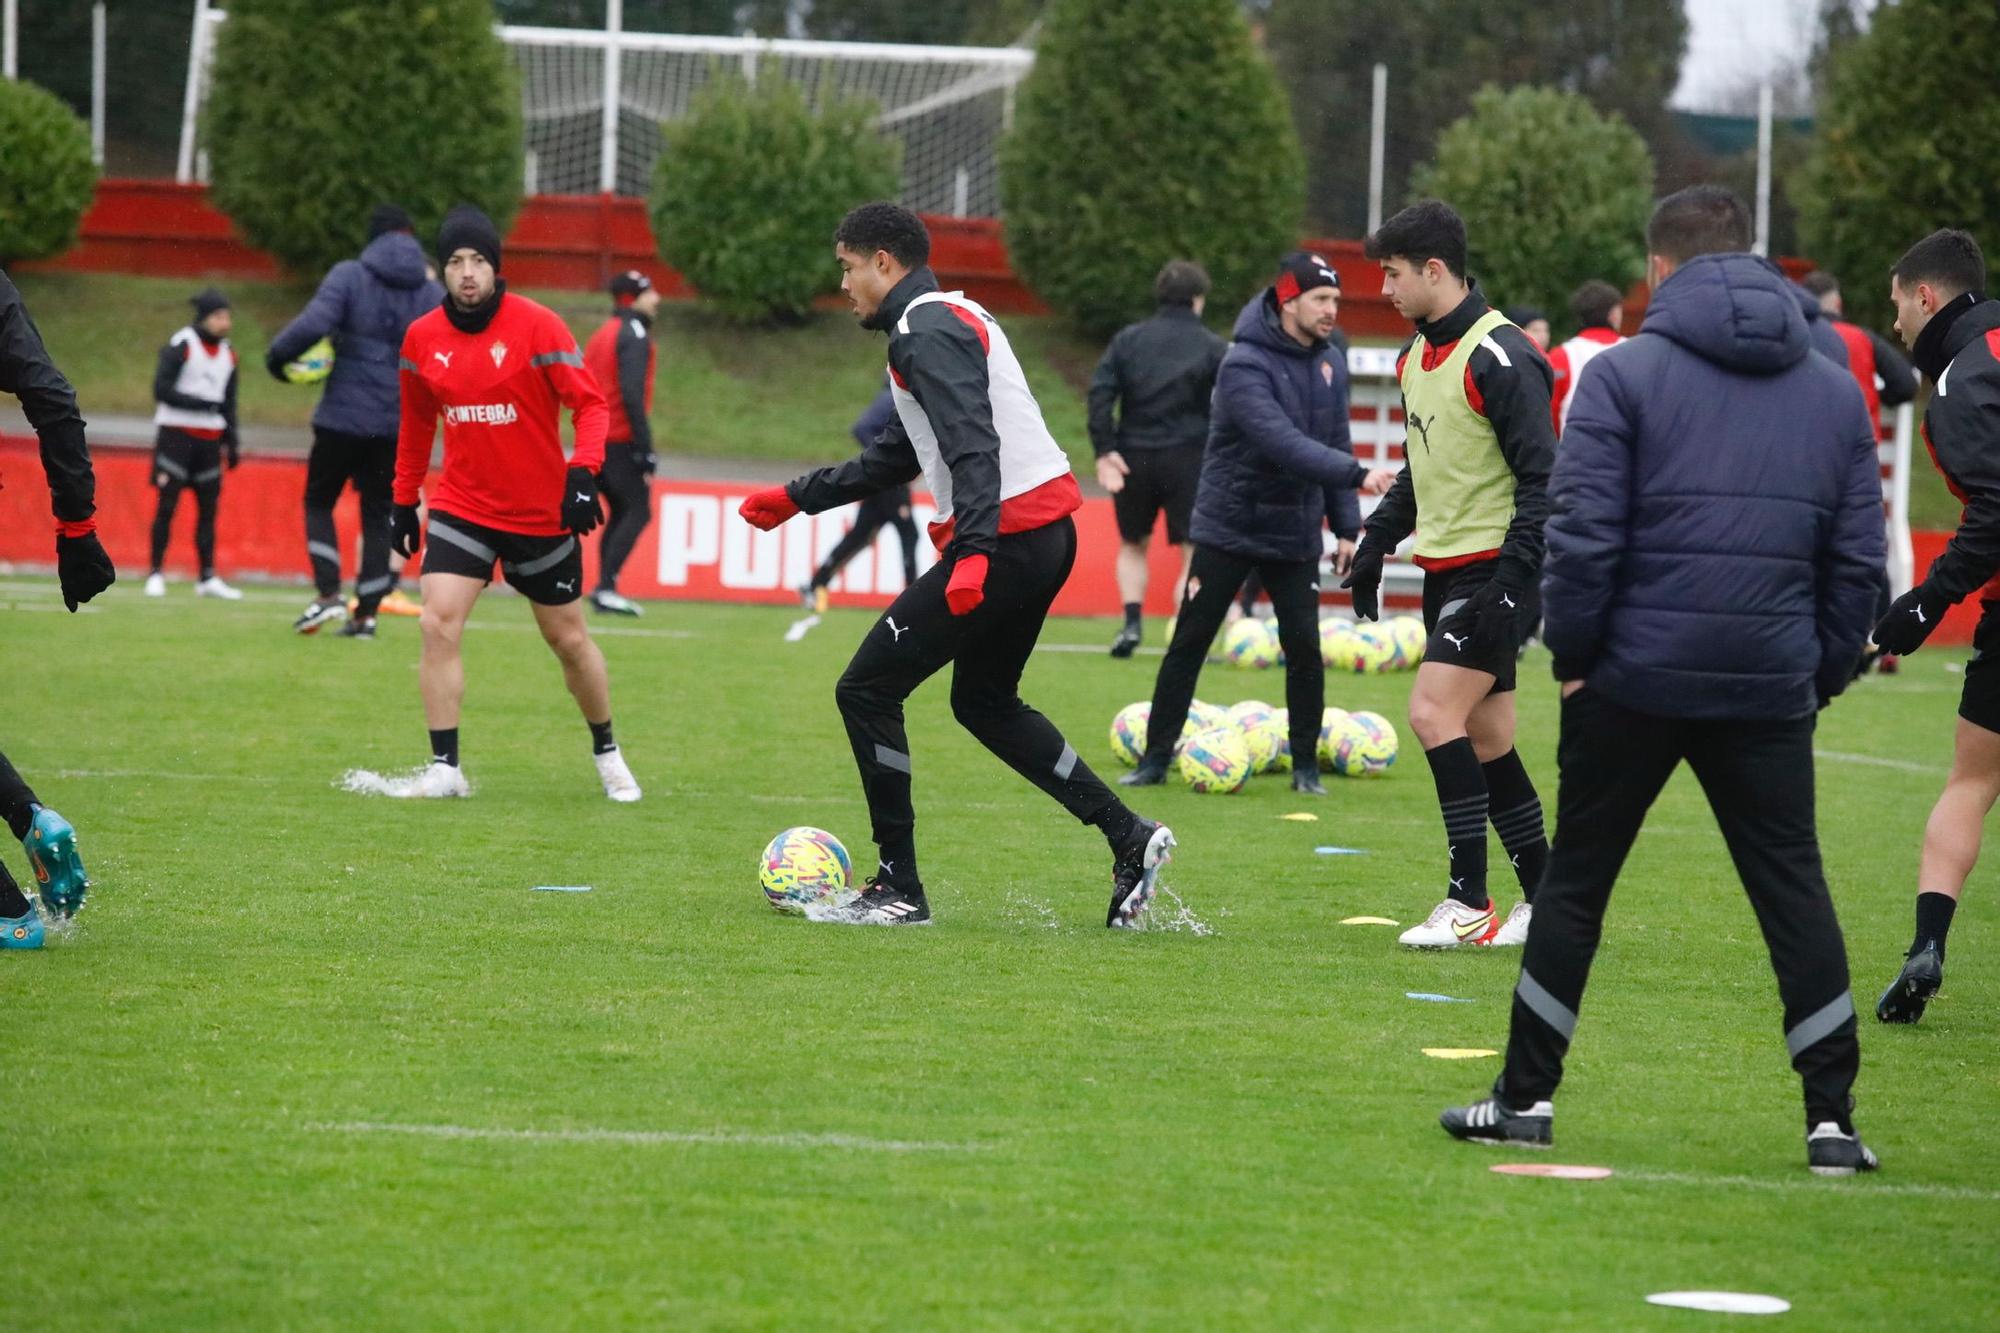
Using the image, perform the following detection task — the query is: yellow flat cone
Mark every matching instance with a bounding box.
[1422,1048,1498,1060]
[1279,812,1319,822]
[1340,915,1399,926]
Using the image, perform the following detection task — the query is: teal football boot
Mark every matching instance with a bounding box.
[2,907,44,949]
[23,805,88,919]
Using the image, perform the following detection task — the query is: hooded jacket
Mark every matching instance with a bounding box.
[1792,279,1852,371]
[1907,293,2000,606]
[267,231,443,439]
[1544,253,1883,719]
[1189,290,1363,562]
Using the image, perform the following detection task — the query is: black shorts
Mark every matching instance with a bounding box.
[422,510,583,606]
[1111,443,1203,544]
[1960,602,2000,733]
[1421,560,1527,693]
[153,427,224,492]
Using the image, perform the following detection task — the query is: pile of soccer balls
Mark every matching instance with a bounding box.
[1109,698,1398,794]
[1220,614,1428,675]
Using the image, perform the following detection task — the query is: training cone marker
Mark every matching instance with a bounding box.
[1340,916,1399,926]
[1490,1163,1612,1180]
[1645,1293,1790,1316]
[1406,992,1474,1004]
[1422,1048,1499,1060]
[1314,846,1368,855]
[533,885,593,893]
[1279,812,1320,822]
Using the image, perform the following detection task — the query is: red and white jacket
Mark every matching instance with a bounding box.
[396,292,608,536]
[1547,325,1624,435]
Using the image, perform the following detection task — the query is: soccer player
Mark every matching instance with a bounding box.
[1087,260,1228,657]
[145,288,243,600]
[0,266,114,946]
[798,381,920,612]
[268,203,442,639]
[1344,202,1554,949]
[1118,252,1393,796]
[583,270,662,617]
[738,203,1173,927]
[384,206,640,802]
[1439,186,1884,1174]
[1870,228,2000,1023]
[1500,305,1550,352]
[1545,280,1626,435]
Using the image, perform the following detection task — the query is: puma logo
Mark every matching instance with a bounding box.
[1449,877,1466,894]
[886,617,909,642]
[1913,606,1928,624]
[1441,631,1468,650]
[880,860,894,875]
[1408,411,1435,452]
[433,350,453,367]
[1500,593,1516,609]
[1510,853,1522,869]
[575,492,591,503]
[555,578,576,593]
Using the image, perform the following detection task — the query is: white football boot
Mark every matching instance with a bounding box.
[1489,901,1533,948]
[195,576,244,600]
[399,761,470,799]
[1399,897,1501,949]
[595,748,642,803]
[143,572,166,597]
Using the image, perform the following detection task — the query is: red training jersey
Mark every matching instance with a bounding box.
[1830,321,1884,440]
[396,292,608,536]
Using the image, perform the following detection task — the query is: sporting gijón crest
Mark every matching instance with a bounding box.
[489,340,508,368]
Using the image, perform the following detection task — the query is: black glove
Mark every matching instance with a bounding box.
[1464,574,1529,657]
[1341,540,1387,621]
[562,465,603,536]
[391,504,423,559]
[225,438,241,470]
[1873,583,1949,657]
[56,533,116,612]
[641,448,659,479]
[264,351,289,382]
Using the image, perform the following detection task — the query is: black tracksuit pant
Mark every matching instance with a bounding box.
[1142,545,1324,771]
[596,441,654,594]
[304,427,395,615]
[813,488,919,591]
[1498,690,1861,1128]
[0,749,41,916]
[834,516,1121,868]
[149,427,223,576]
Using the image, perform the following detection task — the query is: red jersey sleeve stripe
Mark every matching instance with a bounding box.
[947,304,991,354]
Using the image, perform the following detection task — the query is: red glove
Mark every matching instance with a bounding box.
[945,553,988,616]
[739,486,800,531]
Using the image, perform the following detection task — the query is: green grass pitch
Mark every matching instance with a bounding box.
[4,577,1996,1328]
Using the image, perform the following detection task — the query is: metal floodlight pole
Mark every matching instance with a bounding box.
[598,0,622,195]
[3,0,17,80]
[1367,63,1387,235]
[176,0,211,184]
[91,3,107,165]
[1754,82,1773,258]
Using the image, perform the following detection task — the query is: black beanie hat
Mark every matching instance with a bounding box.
[367,203,414,240]
[1275,250,1340,304]
[437,205,502,271]
[190,287,230,320]
[609,270,654,304]
[1502,304,1547,329]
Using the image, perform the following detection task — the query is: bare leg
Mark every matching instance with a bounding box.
[418,573,485,730]
[531,597,612,724]
[1465,690,1519,763]
[1917,717,2000,902]
[1408,661,1500,749]
[1115,538,1150,608]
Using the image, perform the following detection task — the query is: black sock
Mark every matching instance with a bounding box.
[1482,749,1548,903]
[1425,738,1489,908]
[589,719,616,756]
[428,728,460,768]
[1914,891,1958,961]
[1122,602,1141,627]
[877,836,919,890]
[1087,800,1142,851]
[0,864,30,919]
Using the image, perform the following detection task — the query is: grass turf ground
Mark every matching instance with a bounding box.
[4,578,1997,1328]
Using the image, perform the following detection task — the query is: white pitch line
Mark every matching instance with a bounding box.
[1815,749,1946,776]
[308,1120,984,1153]
[1618,1168,2000,1204]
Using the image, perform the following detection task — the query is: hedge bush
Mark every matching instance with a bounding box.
[205,0,522,276]
[650,70,898,323]
[0,79,97,266]
[998,0,1304,339]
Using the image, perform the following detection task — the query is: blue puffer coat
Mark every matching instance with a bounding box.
[1188,290,1365,562]
[266,231,442,439]
[1544,252,1885,720]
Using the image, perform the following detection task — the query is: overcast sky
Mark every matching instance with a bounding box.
[1673,0,1850,110]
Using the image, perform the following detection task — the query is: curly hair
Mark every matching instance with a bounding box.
[834,201,931,269]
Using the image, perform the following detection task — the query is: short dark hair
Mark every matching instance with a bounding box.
[1569,279,1623,329]
[1646,186,1751,264]
[1364,201,1467,279]
[1891,228,1985,299]
[1799,270,1840,299]
[1155,260,1210,306]
[834,202,930,269]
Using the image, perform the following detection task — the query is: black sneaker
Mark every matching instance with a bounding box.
[292,596,347,635]
[1118,755,1170,787]
[822,877,931,926]
[1291,765,1327,796]
[1440,1094,1554,1148]
[1107,820,1176,928]
[1876,944,1943,1024]
[336,616,377,639]
[1110,622,1142,658]
[1806,1121,1880,1176]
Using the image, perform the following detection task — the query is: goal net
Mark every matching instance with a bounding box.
[189,11,1033,216]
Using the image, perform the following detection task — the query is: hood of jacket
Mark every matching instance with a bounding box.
[359,230,431,290]
[1640,253,1810,375]
[1231,289,1322,359]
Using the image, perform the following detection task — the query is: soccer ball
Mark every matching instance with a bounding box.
[1261,615,1286,663]
[1317,706,1352,767]
[1110,701,1151,766]
[1223,617,1280,669]
[1331,710,1400,777]
[283,337,335,385]
[1265,707,1292,773]
[1353,623,1402,672]
[1227,698,1274,729]
[1319,618,1351,668]
[759,826,853,914]
[1390,615,1427,667]
[1188,699,1230,733]
[1239,717,1284,774]
[1178,725,1252,793]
